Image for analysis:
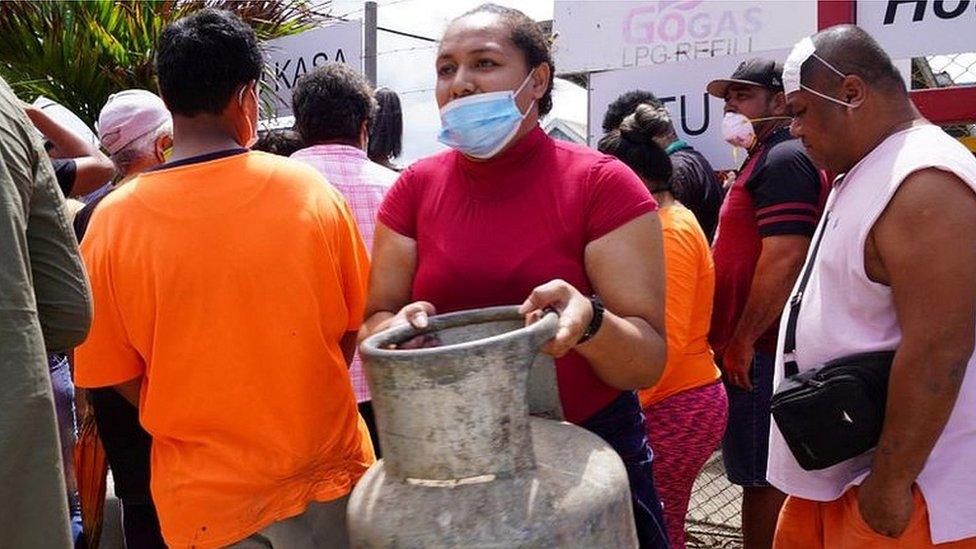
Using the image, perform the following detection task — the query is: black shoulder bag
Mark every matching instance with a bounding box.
[770,211,896,471]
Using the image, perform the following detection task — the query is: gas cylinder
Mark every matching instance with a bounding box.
[349,306,638,548]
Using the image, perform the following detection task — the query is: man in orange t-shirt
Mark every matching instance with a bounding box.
[74,9,374,548]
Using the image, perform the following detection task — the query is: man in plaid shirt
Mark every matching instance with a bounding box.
[291,63,397,455]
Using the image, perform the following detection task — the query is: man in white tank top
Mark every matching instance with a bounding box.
[768,25,976,548]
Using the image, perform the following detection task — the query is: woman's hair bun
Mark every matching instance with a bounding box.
[618,103,662,145]
[619,116,651,145]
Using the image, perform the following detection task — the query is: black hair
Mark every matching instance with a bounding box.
[597,104,674,193]
[633,104,675,140]
[456,3,555,116]
[601,90,663,133]
[809,25,907,96]
[155,8,263,116]
[292,63,375,145]
[368,87,403,164]
[252,129,305,157]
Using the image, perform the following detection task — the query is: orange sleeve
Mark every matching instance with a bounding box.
[662,224,700,363]
[74,213,144,388]
[329,195,371,333]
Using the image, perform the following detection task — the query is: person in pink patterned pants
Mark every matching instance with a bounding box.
[600,105,729,548]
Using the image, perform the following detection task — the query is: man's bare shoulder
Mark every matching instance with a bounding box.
[867,168,976,284]
[882,168,976,229]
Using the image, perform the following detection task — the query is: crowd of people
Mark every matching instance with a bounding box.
[2,3,976,549]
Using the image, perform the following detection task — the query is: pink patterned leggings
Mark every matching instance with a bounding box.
[643,381,729,549]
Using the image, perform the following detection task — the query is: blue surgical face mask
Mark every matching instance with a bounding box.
[437,72,536,159]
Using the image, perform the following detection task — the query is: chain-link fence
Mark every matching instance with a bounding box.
[913,53,976,137]
[915,53,976,90]
[686,452,742,548]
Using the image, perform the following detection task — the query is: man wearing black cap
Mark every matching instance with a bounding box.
[706,58,828,549]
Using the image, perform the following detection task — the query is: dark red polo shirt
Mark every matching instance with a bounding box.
[710,127,828,357]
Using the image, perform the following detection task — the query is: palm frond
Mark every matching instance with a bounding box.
[0,0,327,126]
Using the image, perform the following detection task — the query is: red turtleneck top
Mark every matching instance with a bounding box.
[377,126,657,423]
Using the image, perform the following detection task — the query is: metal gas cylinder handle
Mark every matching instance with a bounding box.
[360,305,558,359]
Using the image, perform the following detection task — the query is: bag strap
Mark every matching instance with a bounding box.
[782,210,831,377]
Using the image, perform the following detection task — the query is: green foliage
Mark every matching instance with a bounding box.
[0,0,326,125]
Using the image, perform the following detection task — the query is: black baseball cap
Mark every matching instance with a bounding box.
[707,58,784,99]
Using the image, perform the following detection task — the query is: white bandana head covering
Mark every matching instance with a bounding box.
[783,37,816,95]
[783,36,856,107]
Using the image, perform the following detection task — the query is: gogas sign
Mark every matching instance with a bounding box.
[859,0,976,58]
[621,1,761,65]
[554,1,815,73]
[262,20,363,117]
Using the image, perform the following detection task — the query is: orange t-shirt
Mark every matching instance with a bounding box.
[75,151,375,548]
[639,204,722,407]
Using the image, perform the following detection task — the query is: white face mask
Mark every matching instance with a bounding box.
[722,112,757,149]
[721,112,792,150]
[783,36,861,108]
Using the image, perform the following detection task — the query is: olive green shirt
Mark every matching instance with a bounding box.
[0,76,91,548]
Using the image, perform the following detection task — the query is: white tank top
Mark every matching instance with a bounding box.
[767,124,976,544]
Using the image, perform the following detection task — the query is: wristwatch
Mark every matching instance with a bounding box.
[576,295,605,345]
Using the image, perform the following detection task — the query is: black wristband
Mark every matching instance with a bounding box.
[576,295,604,345]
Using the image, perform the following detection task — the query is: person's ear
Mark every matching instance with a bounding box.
[840,75,867,108]
[770,90,788,116]
[156,134,173,162]
[360,120,370,150]
[531,62,551,102]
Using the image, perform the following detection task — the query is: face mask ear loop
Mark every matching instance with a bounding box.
[749,115,794,123]
[238,84,257,147]
[810,52,847,79]
[800,51,860,108]
[515,70,535,97]
[513,70,538,118]
[800,85,858,108]
[238,85,248,110]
